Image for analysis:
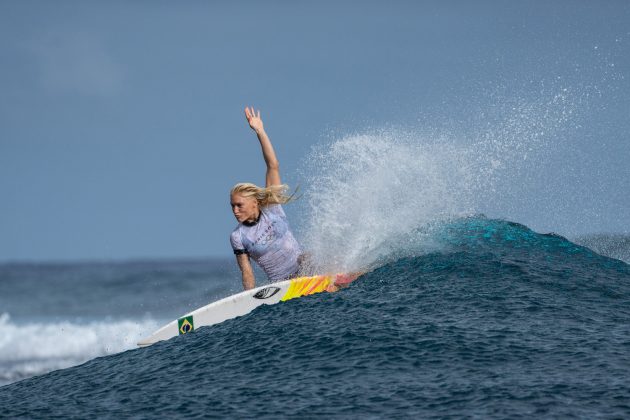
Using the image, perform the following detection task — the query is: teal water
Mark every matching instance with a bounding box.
[1,218,629,418]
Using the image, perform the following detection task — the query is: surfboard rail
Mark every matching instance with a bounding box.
[137,272,361,347]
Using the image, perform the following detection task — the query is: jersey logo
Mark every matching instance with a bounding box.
[178,316,194,335]
[253,287,281,299]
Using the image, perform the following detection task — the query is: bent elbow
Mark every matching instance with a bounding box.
[268,161,280,171]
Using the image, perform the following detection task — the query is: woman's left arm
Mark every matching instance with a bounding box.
[245,107,281,187]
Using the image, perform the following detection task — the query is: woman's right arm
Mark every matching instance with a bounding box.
[236,253,255,290]
[244,107,281,187]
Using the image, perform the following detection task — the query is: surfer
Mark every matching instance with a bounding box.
[230,107,304,290]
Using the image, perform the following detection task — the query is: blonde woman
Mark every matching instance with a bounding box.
[230,107,303,290]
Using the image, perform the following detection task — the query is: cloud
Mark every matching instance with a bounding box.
[25,31,123,97]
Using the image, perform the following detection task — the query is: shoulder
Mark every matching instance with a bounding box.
[230,226,244,246]
[230,224,243,237]
[262,204,286,217]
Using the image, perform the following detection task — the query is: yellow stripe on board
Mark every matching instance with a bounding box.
[281,275,333,301]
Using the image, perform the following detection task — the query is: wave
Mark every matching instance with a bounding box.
[1,222,625,391]
[1,218,628,417]
[0,314,160,386]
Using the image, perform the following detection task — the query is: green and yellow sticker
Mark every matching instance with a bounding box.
[178,316,194,335]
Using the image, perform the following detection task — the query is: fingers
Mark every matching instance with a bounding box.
[244,106,261,121]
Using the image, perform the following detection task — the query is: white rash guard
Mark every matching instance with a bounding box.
[230,204,302,281]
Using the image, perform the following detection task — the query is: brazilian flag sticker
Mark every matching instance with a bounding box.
[178,316,194,335]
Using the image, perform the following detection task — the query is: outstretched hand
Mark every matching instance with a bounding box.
[244,106,279,186]
[244,106,264,133]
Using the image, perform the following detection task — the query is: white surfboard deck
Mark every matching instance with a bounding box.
[137,272,360,347]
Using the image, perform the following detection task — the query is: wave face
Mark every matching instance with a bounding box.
[1,218,629,418]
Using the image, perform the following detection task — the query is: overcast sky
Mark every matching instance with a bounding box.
[1,1,629,261]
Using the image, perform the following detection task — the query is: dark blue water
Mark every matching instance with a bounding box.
[1,218,629,418]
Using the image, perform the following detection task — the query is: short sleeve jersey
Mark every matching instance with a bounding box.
[230,204,302,281]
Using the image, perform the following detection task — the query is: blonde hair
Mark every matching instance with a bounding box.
[230,183,297,207]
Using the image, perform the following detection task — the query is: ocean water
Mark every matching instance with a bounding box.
[0,259,240,387]
[1,218,629,418]
[2,88,629,417]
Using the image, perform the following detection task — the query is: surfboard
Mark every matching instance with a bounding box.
[137,272,361,347]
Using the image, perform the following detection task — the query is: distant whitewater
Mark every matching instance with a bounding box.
[0,259,238,387]
[0,314,158,386]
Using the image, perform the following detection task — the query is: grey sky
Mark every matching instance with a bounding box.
[1,1,629,261]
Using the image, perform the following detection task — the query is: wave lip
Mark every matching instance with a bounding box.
[574,234,630,264]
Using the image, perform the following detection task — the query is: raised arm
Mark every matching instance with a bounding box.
[244,107,281,187]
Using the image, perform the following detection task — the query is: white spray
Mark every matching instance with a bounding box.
[297,90,579,274]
